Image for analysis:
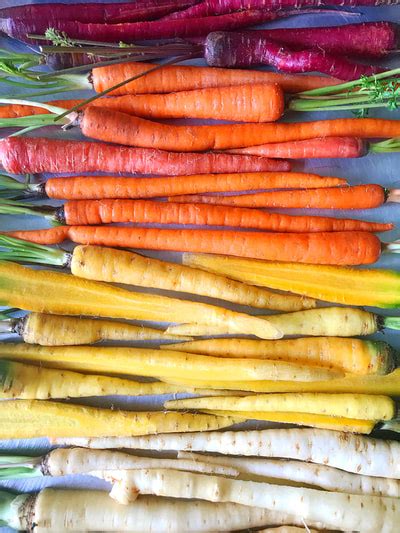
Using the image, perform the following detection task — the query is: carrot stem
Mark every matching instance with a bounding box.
[0,235,67,266]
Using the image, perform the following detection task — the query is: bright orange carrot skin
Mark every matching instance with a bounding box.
[44,172,346,200]
[80,108,400,152]
[170,184,386,210]
[6,227,382,265]
[227,137,368,159]
[0,137,289,175]
[0,84,284,123]
[61,199,392,233]
[92,61,340,96]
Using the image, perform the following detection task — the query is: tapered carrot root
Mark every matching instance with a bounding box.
[171,184,386,209]
[0,137,289,175]
[226,137,368,158]
[162,337,395,375]
[44,172,347,200]
[92,61,340,96]
[61,199,392,233]
[80,108,400,152]
[5,227,383,265]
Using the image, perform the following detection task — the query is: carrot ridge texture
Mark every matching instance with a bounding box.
[0,137,289,175]
[44,172,346,200]
[6,227,382,265]
[91,61,340,96]
[60,199,392,233]
[79,109,400,152]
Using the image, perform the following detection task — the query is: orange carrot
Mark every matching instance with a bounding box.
[42,172,346,200]
[92,61,340,96]
[79,108,400,152]
[5,226,382,265]
[37,199,388,233]
[0,137,289,175]
[226,137,368,159]
[0,84,284,123]
[170,184,387,210]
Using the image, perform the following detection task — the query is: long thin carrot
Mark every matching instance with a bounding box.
[0,84,284,123]
[79,108,400,151]
[0,137,289,175]
[170,184,387,210]
[226,137,368,159]
[91,61,340,96]
[41,172,346,201]
[5,226,383,265]
[4,199,393,233]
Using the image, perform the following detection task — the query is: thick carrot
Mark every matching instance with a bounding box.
[0,137,289,175]
[5,226,383,265]
[43,172,346,200]
[170,184,387,209]
[40,199,392,233]
[92,61,340,96]
[0,84,285,123]
[226,137,368,159]
[79,108,400,152]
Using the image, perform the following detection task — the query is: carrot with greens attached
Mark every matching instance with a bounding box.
[0,237,314,312]
[0,172,346,200]
[0,400,237,439]
[4,226,385,265]
[2,199,392,233]
[183,253,400,308]
[0,343,341,382]
[226,137,368,158]
[0,489,307,533]
[0,262,279,339]
[162,337,395,375]
[169,184,389,209]
[0,360,209,400]
[0,311,187,345]
[167,306,400,338]
[0,137,289,175]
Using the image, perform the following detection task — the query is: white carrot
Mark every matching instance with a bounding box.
[1,489,318,532]
[53,428,400,479]
[177,451,400,497]
[100,469,400,532]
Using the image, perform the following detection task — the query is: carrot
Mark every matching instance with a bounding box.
[170,184,387,209]
[2,172,347,201]
[0,84,285,123]
[91,61,340,96]
[5,199,393,234]
[5,226,383,265]
[0,137,289,175]
[79,108,400,151]
[226,137,368,159]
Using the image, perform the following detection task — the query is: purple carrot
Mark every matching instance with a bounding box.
[0,10,293,44]
[205,31,382,80]
[164,0,400,18]
[0,1,198,25]
[243,22,397,58]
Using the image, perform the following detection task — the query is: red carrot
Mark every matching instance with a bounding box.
[242,23,397,58]
[226,138,368,158]
[28,199,392,233]
[0,137,289,175]
[79,108,400,152]
[169,184,387,209]
[5,226,383,265]
[40,172,346,200]
[0,9,285,43]
[204,32,382,80]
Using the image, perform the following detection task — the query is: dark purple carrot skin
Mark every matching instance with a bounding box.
[243,22,397,58]
[205,32,382,80]
[0,10,285,43]
[0,1,198,24]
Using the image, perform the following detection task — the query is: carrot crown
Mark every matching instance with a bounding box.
[0,174,42,200]
[0,453,42,481]
[0,199,60,224]
[0,235,68,267]
[0,490,32,528]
